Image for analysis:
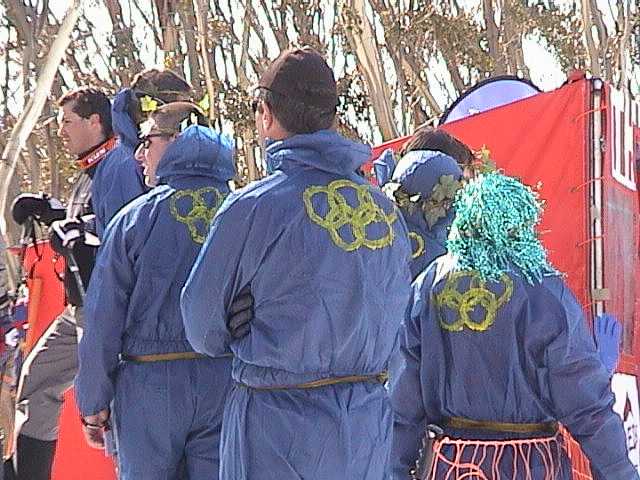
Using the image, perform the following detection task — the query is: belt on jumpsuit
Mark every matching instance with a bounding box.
[119,352,232,362]
[445,417,559,435]
[236,371,389,391]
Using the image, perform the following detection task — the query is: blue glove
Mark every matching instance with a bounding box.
[594,313,622,375]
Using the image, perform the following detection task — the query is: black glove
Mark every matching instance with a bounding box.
[50,217,84,253]
[11,193,65,226]
[226,286,254,339]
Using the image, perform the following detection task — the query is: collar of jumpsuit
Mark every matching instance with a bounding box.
[264,129,371,176]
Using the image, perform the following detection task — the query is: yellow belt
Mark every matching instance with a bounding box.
[120,352,232,362]
[446,417,559,435]
[239,371,389,391]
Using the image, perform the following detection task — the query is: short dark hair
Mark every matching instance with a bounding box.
[131,68,192,101]
[145,102,208,136]
[57,87,113,138]
[400,127,473,166]
[129,69,193,124]
[256,87,335,135]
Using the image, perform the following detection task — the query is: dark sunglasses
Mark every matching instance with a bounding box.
[251,87,274,114]
[136,133,169,154]
[251,98,260,114]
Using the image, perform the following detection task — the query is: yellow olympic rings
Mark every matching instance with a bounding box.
[436,271,513,332]
[303,179,397,252]
[170,187,225,244]
[409,231,425,259]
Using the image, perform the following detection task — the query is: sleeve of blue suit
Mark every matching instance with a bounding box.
[93,155,145,237]
[542,285,636,480]
[181,195,263,356]
[75,213,135,415]
[390,270,433,479]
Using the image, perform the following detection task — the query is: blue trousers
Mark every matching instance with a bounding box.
[220,381,392,480]
[114,357,232,479]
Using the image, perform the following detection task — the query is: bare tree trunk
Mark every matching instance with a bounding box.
[46,127,60,198]
[238,7,260,181]
[154,0,181,69]
[193,0,219,124]
[104,0,144,85]
[340,0,399,140]
[611,0,632,89]
[177,1,204,98]
[581,0,603,77]
[0,0,81,261]
[483,0,507,75]
[26,138,41,192]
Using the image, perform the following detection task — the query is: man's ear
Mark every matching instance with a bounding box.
[88,113,103,131]
[261,101,273,132]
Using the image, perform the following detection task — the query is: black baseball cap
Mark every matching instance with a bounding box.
[258,47,338,111]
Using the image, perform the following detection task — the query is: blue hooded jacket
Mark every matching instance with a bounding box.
[181,129,412,479]
[182,129,412,384]
[390,255,637,480]
[76,125,235,416]
[91,88,146,237]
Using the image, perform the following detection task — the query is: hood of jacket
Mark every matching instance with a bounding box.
[111,88,140,149]
[156,125,235,183]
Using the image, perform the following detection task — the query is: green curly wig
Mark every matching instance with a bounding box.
[447,171,558,284]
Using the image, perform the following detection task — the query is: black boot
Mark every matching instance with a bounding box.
[16,434,56,480]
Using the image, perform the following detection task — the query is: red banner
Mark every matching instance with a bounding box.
[372,79,592,309]
[602,84,640,373]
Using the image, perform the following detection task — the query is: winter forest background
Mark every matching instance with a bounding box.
[0,0,637,247]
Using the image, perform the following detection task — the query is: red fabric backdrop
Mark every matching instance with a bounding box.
[601,84,640,373]
[371,79,592,310]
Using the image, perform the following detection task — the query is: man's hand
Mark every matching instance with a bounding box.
[11,193,64,226]
[227,286,254,339]
[50,218,84,252]
[594,313,622,375]
[81,409,110,449]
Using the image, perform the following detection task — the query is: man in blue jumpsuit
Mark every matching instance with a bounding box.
[390,171,637,479]
[91,68,192,235]
[181,47,412,479]
[9,70,193,480]
[75,103,234,479]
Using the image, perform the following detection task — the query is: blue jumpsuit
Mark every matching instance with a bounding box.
[92,88,147,236]
[181,129,412,479]
[391,255,638,479]
[75,126,235,479]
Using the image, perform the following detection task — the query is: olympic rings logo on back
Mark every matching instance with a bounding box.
[170,187,225,245]
[303,179,397,252]
[409,231,425,259]
[436,271,513,332]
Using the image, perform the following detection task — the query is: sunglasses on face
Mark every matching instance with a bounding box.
[251,98,260,114]
[251,87,274,114]
[136,134,168,154]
